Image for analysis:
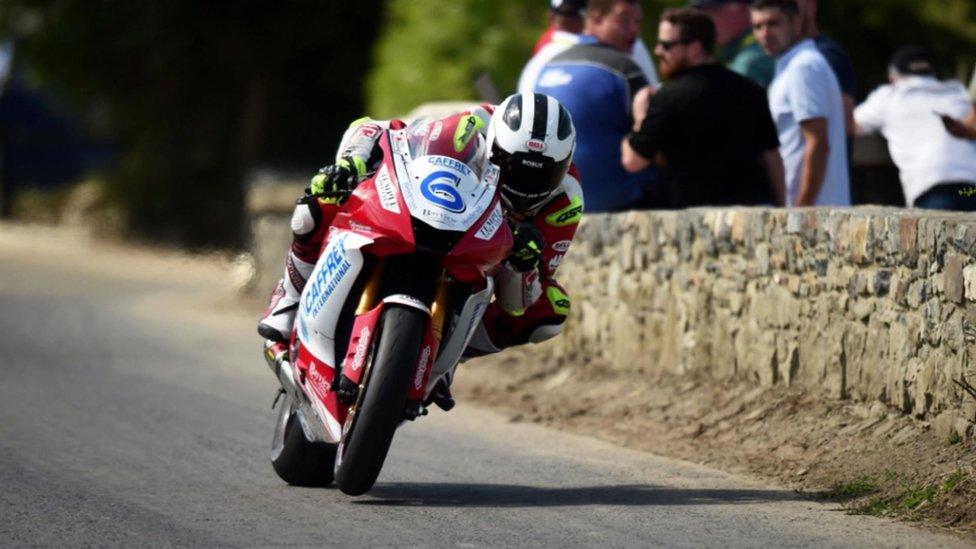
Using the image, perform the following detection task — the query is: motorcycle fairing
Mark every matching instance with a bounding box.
[397,154,494,233]
[425,278,495,395]
[296,230,374,369]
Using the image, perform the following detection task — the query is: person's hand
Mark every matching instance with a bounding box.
[309,156,364,196]
[632,85,655,130]
[939,114,976,140]
[507,223,545,273]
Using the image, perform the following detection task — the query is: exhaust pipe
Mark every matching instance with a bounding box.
[263,340,301,398]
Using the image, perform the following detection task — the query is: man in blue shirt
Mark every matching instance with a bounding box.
[796,0,855,133]
[531,0,656,212]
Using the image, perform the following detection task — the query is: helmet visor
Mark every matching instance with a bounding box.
[491,143,570,211]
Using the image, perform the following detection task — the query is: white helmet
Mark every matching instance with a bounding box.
[486,93,575,212]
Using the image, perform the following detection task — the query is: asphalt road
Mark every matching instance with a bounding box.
[0,225,968,548]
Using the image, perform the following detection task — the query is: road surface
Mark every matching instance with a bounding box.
[0,224,967,548]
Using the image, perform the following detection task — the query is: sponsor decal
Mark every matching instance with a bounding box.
[358,124,379,138]
[430,121,444,141]
[391,131,409,156]
[426,155,472,177]
[453,114,483,153]
[538,68,573,88]
[526,139,547,152]
[420,171,466,213]
[475,203,504,241]
[375,164,400,214]
[350,326,371,371]
[545,196,583,227]
[302,234,352,318]
[349,221,374,233]
[548,254,563,272]
[307,363,330,393]
[521,159,544,169]
[546,286,571,316]
[413,345,431,390]
[482,163,500,186]
[552,240,571,253]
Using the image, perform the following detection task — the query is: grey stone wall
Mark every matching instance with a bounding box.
[551,208,976,440]
[248,202,976,440]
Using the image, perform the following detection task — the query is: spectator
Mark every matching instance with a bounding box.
[621,7,785,208]
[532,0,656,212]
[531,0,587,54]
[690,0,774,88]
[854,46,976,211]
[751,0,849,206]
[520,0,660,95]
[795,0,856,137]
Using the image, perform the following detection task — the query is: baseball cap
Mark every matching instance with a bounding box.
[688,0,749,8]
[890,45,936,76]
[550,0,587,17]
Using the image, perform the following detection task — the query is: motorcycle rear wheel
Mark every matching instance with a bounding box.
[335,305,426,496]
[271,394,338,487]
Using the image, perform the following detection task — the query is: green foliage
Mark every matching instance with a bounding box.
[815,0,976,97]
[828,475,879,500]
[851,469,969,519]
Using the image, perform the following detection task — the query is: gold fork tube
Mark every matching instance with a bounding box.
[430,276,451,340]
[355,259,386,315]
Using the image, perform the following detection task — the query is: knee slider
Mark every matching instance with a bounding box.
[290,203,317,237]
[527,323,563,344]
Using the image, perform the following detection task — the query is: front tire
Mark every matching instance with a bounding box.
[335,305,426,495]
[271,395,337,487]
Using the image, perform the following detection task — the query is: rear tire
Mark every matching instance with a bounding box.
[271,395,337,487]
[335,305,426,495]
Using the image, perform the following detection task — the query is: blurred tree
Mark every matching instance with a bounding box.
[817,0,976,99]
[0,1,384,248]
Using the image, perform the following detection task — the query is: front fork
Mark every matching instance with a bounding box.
[336,257,451,407]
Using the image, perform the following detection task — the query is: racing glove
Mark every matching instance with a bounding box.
[309,155,367,197]
[507,222,546,273]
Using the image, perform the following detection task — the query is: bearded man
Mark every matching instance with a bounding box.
[621,7,784,208]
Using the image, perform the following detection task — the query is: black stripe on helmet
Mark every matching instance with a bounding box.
[531,93,548,141]
[503,94,523,132]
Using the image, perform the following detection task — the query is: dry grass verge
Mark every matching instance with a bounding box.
[454,345,976,538]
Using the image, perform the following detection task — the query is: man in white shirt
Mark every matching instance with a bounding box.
[518,0,660,95]
[750,0,849,206]
[855,46,976,211]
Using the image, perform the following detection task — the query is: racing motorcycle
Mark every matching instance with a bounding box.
[262,120,513,496]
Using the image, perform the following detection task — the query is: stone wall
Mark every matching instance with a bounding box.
[248,203,976,440]
[550,208,976,440]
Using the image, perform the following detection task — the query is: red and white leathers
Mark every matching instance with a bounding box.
[259,105,584,356]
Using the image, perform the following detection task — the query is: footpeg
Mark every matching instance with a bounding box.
[403,401,429,421]
[431,379,455,412]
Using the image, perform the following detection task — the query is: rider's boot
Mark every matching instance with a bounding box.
[257,252,315,342]
[257,198,329,342]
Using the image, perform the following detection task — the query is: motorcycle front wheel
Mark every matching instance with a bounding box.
[334,305,426,496]
[270,394,338,487]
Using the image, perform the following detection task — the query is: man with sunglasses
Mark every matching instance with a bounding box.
[621,7,785,208]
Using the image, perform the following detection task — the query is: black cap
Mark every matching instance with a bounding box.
[890,45,936,76]
[550,0,587,17]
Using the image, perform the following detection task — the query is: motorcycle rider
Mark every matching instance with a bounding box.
[258,93,583,404]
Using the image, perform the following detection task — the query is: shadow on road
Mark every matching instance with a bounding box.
[357,483,806,508]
